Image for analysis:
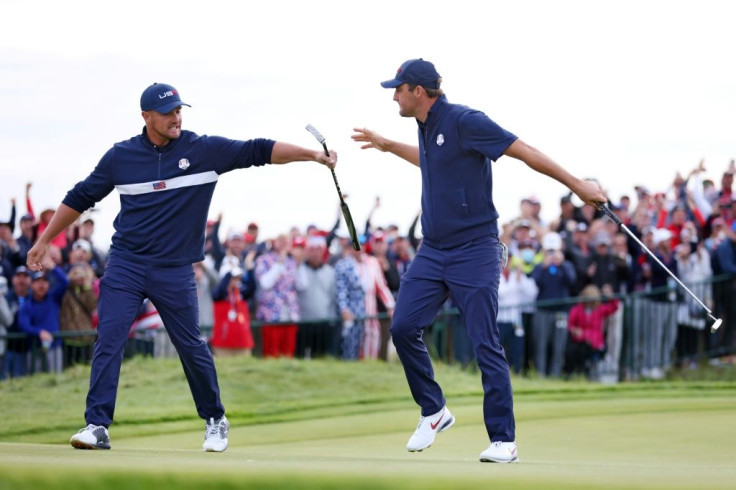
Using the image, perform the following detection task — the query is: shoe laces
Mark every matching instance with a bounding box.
[80,424,100,434]
[205,418,225,439]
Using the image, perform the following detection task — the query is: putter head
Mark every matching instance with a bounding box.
[711,318,723,333]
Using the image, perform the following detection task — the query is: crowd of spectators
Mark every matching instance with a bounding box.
[497,159,736,381]
[2,160,736,382]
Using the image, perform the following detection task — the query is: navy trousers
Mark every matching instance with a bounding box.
[85,255,225,427]
[391,237,515,442]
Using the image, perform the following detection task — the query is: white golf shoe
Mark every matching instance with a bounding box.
[479,441,519,463]
[70,424,111,450]
[203,416,229,452]
[406,406,455,452]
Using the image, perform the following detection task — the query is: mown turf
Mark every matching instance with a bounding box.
[1,357,735,489]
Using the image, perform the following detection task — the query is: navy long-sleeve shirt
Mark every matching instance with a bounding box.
[62,128,275,267]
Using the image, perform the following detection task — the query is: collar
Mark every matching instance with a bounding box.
[141,127,180,152]
[418,94,450,129]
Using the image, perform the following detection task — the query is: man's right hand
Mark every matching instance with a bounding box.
[351,127,421,166]
[351,127,389,152]
[26,241,48,271]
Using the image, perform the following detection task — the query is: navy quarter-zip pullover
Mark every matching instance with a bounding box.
[62,128,275,266]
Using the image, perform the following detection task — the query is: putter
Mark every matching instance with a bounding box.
[305,124,361,251]
[598,203,722,333]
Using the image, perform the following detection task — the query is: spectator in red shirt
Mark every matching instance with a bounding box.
[564,284,619,378]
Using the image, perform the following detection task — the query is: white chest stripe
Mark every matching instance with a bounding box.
[115,171,219,195]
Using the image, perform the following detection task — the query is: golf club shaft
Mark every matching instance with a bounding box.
[319,142,346,204]
[305,124,360,251]
[598,204,717,323]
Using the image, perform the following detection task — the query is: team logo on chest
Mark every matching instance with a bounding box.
[436,134,445,146]
[178,158,190,170]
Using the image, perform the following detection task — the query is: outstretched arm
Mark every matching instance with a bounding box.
[504,139,607,205]
[351,128,420,167]
[270,142,336,168]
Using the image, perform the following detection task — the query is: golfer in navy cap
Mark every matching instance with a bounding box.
[353,59,606,463]
[27,82,337,452]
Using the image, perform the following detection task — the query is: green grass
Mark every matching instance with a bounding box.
[1,357,735,489]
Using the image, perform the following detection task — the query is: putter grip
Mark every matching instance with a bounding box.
[598,203,622,225]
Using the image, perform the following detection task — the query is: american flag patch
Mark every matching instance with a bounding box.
[152,181,167,190]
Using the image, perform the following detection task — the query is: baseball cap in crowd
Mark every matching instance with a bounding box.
[542,232,563,251]
[381,58,442,89]
[292,236,306,248]
[653,228,673,246]
[14,265,29,276]
[30,270,48,282]
[140,83,191,114]
[575,222,589,233]
[516,219,532,229]
[594,231,612,247]
[72,239,92,253]
[306,235,327,249]
[371,231,386,243]
[247,222,259,230]
[20,213,33,222]
[227,231,244,242]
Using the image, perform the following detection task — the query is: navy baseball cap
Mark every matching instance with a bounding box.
[140,83,191,114]
[381,59,442,89]
[30,270,48,281]
[14,265,29,276]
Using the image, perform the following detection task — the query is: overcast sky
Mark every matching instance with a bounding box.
[1,0,734,250]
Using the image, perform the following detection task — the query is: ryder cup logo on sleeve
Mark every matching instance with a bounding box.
[178,158,190,170]
[437,134,445,146]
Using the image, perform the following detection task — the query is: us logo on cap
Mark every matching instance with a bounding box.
[179,158,190,170]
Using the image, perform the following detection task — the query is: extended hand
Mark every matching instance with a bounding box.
[352,127,389,152]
